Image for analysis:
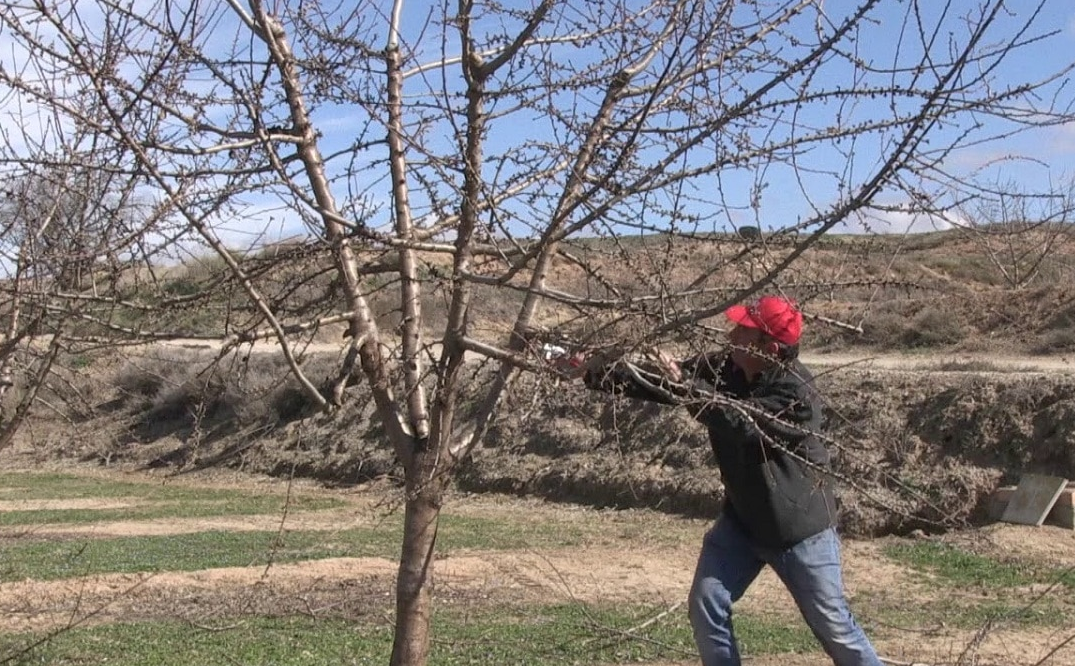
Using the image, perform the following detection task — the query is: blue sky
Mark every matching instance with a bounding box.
[348,0,1075,238]
[709,0,1075,234]
[4,0,1075,259]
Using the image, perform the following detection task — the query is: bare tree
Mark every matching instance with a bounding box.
[2,0,1074,664]
[0,142,173,449]
[954,178,1075,289]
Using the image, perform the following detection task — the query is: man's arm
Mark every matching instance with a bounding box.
[715,375,822,457]
[551,349,694,405]
[582,357,685,404]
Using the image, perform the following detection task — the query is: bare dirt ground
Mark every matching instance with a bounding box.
[0,466,1072,666]
[157,336,1075,374]
[803,352,1075,373]
[5,342,1075,664]
[0,499,147,512]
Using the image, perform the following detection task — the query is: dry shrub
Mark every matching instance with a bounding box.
[856,311,910,349]
[456,368,1075,537]
[2,350,102,424]
[1032,329,1075,354]
[818,297,970,351]
[1031,301,1075,353]
[902,308,966,348]
[113,365,164,402]
[108,348,340,438]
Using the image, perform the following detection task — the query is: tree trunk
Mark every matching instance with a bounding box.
[390,442,444,666]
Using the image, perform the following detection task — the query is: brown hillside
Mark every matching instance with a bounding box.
[523,227,1075,355]
[88,227,1075,355]
[5,227,1075,539]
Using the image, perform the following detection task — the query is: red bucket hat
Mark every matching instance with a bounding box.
[725,296,803,345]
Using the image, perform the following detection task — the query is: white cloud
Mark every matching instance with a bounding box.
[1043,121,1075,156]
[835,208,957,235]
[208,203,310,251]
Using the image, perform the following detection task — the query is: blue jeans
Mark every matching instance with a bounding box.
[688,516,883,666]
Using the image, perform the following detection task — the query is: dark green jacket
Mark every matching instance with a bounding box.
[584,353,836,547]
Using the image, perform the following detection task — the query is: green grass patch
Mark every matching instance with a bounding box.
[855,591,1065,632]
[883,542,1075,590]
[0,473,342,526]
[0,514,595,581]
[0,604,816,665]
[0,473,190,500]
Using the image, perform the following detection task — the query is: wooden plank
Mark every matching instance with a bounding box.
[1051,488,1075,529]
[1001,474,1069,526]
[991,486,1075,529]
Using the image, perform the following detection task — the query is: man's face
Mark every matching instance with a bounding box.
[727,324,768,373]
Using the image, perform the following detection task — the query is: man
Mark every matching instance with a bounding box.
[557,295,882,666]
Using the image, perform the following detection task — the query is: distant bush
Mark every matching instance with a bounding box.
[932,360,1005,373]
[835,303,970,351]
[162,277,201,297]
[857,311,910,349]
[113,365,166,406]
[146,377,227,424]
[109,349,341,438]
[737,225,762,240]
[928,255,1005,287]
[902,309,965,348]
[1031,329,1075,355]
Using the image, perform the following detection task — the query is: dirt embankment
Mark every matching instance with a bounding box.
[449,367,1075,537]
[17,345,1075,539]
[64,358,1067,539]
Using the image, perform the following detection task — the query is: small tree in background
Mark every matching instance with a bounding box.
[955,178,1075,289]
[3,1,1075,664]
[0,146,174,448]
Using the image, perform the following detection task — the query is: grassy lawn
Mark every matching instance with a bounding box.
[865,540,1075,634]
[855,588,1066,632]
[0,513,597,580]
[0,473,342,526]
[883,541,1075,590]
[0,470,819,664]
[2,470,1071,665]
[0,604,817,666]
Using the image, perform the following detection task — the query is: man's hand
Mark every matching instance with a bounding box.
[651,347,683,383]
[545,346,587,380]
